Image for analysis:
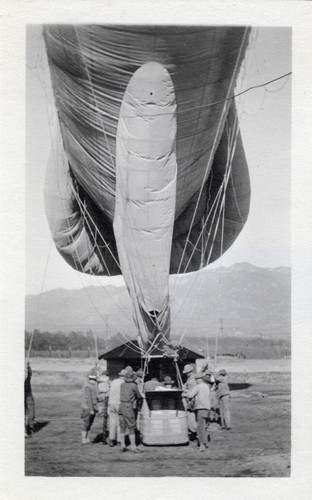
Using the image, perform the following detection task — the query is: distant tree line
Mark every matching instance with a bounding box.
[25,330,291,359]
[24,329,124,351]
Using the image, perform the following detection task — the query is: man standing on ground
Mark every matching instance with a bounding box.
[97,369,110,444]
[216,369,231,430]
[184,373,211,451]
[182,364,197,436]
[80,367,98,444]
[107,369,126,446]
[25,361,35,437]
[118,371,142,453]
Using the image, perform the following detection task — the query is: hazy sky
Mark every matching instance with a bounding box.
[26,26,291,295]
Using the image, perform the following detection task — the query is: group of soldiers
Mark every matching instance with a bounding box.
[81,362,231,452]
[181,363,231,451]
[81,365,142,452]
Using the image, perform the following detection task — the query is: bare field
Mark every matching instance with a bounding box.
[25,358,290,477]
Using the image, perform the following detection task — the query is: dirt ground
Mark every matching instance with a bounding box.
[25,358,290,477]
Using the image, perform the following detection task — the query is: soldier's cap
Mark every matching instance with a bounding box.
[125,372,137,382]
[88,368,98,380]
[136,369,144,378]
[163,376,174,385]
[182,364,193,374]
[218,369,227,376]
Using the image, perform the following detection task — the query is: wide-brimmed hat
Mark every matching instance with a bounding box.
[195,373,203,380]
[218,369,227,376]
[163,376,174,385]
[88,368,97,380]
[125,372,137,382]
[118,369,127,376]
[182,364,193,374]
[136,369,144,378]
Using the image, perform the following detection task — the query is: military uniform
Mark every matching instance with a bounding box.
[25,364,35,436]
[216,371,231,429]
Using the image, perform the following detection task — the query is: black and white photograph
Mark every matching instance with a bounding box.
[1,1,312,498]
[25,22,291,477]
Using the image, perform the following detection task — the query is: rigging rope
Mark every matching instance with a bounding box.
[69,181,120,272]
[177,270,206,348]
[26,238,54,362]
[37,35,143,358]
[93,332,99,366]
[45,61,138,353]
[173,103,241,345]
[119,72,291,119]
[169,176,227,332]
[174,27,251,279]
[30,27,292,361]
[170,131,234,331]
[174,360,184,390]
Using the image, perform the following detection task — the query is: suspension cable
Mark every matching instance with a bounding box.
[41,60,142,358]
[172,112,240,341]
[175,27,250,280]
[119,71,291,119]
[26,238,54,362]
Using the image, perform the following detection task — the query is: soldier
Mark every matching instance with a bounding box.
[118,371,142,452]
[182,364,197,436]
[144,376,161,391]
[182,364,196,390]
[107,369,126,446]
[163,376,176,388]
[216,369,231,430]
[97,369,110,444]
[184,373,211,451]
[25,362,35,437]
[80,368,98,444]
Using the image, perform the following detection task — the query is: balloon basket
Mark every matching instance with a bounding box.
[139,392,189,446]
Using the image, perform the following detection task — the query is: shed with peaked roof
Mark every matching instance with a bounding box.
[98,340,204,382]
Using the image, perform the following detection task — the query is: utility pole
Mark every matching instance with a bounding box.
[105,317,108,352]
[214,317,223,370]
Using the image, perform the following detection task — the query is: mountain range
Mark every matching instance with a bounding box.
[25,263,290,341]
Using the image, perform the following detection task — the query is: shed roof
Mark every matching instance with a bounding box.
[98,341,204,360]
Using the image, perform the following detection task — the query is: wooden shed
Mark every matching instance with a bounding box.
[98,341,204,382]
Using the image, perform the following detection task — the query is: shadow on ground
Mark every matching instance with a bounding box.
[33,421,50,433]
[229,383,252,391]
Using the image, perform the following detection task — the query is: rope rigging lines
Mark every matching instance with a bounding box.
[118,71,292,119]
[27,25,291,362]
[169,29,250,337]
[171,76,244,351]
[26,238,54,363]
[174,27,250,276]
[28,31,142,358]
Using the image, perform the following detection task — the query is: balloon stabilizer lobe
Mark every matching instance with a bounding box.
[113,62,177,347]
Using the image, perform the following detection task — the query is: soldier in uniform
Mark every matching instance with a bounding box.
[80,368,98,444]
[25,362,35,437]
